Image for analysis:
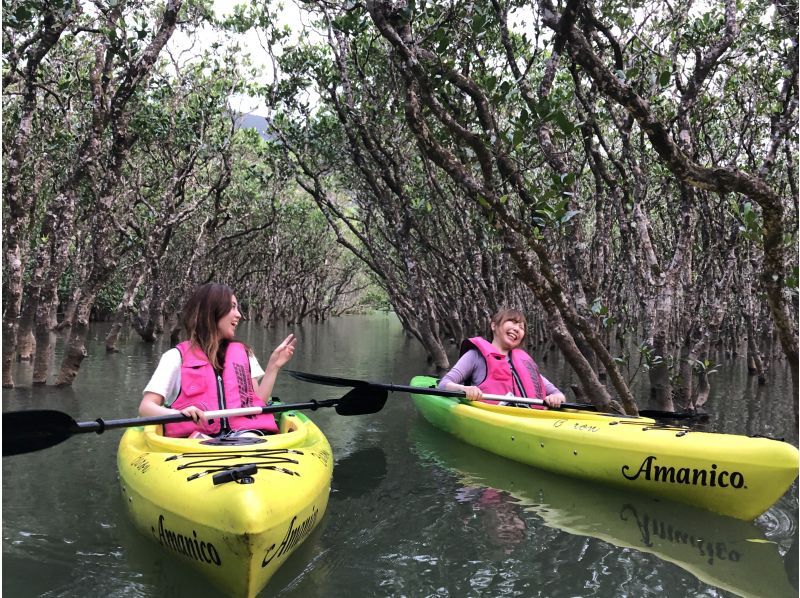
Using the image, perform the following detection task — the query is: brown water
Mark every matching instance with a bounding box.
[3,314,798,597]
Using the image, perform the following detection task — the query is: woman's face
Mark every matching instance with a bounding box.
[217,295,241,340]
[491,318,525,351]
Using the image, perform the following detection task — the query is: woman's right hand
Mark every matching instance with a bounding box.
[462,385,483,401]
[443,382,483,401]
[179,405,207,424]
[267,333,297,370]
[139,392,207,423]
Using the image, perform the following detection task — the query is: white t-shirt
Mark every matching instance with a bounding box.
[143,348,265,406]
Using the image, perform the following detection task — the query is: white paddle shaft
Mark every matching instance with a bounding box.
[472,394,546,405]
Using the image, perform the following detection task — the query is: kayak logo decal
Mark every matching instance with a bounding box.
[621,456,746,489]
[262,507,319,567]
[131,455,150,474]
[154,514,221,566]
[311,449,331,467]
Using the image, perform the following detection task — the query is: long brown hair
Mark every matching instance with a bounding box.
[181,282,236,371]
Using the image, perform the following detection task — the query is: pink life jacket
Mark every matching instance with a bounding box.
[461,336,547,407]
[163,341,279,438]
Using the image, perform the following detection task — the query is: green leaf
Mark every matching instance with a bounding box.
[553,111,574,135]
[786,266,799,289]
[512,127,525,148]
[14,6,31,22]
[537,99,552,117]
[561,209,580,224]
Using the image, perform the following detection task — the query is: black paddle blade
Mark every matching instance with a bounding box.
[3,409,78,457]
[335,387,388,415]
[288,370,370,388]
[639,409,710,421]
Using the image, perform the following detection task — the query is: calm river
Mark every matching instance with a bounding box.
[3,314,798,597]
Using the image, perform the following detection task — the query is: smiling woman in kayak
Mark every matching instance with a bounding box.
[438,308,566,408]
[138,282,297,437]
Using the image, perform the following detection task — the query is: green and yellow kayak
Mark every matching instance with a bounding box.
[411,422,798,598]
[117,410,332,598]
[410,376,799,520]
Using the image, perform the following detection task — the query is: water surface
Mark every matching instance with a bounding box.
[3,315,797,597]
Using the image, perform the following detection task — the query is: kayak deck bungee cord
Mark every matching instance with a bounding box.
[409,375,799,520]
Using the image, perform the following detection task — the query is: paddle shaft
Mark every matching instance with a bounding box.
[74,400,339,434]
[287,371,706,420]
[375,384,699,419]
[352,382,590,409]
[4,387,388,457]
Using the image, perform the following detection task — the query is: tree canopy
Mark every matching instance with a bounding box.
[3,0,797,414]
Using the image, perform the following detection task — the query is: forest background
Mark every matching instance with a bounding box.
[3,0,797,417]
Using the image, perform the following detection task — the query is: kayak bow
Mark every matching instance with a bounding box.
[117,409,332,597]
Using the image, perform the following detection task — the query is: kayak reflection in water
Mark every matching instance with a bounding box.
[438,308,566,408]
[457,486,527,552]
[138,282,297,438]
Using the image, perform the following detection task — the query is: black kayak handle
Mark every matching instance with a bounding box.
[212,464,258,485]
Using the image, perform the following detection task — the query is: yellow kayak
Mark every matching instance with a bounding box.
[117,410,332,598]
[410,375,799,520]
[412,422,797,598]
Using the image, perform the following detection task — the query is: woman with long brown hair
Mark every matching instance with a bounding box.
[139,282,296,437]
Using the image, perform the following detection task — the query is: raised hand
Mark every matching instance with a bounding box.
[268,334,297,369]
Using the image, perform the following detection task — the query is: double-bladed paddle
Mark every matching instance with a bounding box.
[2,387,388,457]
[287,370,706,421]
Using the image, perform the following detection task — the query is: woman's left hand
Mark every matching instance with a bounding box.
[544,392,566,408]
[268,334,297,369]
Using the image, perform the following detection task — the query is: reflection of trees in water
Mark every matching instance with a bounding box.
[456,486,527,552]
